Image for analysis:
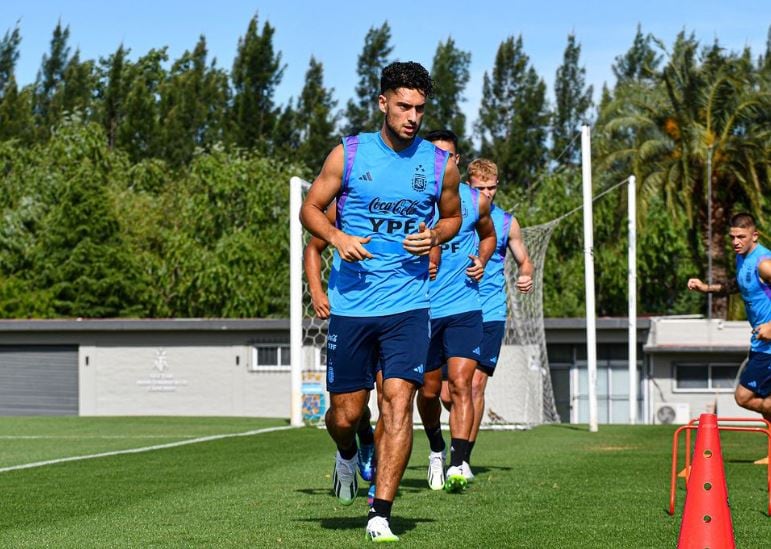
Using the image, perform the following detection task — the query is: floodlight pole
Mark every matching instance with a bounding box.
[289,176,304,427]
[628,175,637,425]
[581,125,598,433]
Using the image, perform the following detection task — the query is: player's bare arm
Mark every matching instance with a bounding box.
[300,145,373,262]
[467,193,496,281]
[508,218,534,293]
[302,207,337,319]
[402,161,461,255]
[686,277,739,295]
[428,246,441,280]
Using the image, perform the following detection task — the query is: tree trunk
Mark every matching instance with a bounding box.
[706,200,728,319]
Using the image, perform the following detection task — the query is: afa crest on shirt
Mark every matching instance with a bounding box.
[412,164,427,192]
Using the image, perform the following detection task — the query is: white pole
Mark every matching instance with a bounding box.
[289,176,304,427]
[628,175,637,425]
[581,125,598,433]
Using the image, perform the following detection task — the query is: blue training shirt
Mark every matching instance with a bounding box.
[328,132,449,317]
[429,183,482,319]
[736,243,771,354]
[479,204,513,322]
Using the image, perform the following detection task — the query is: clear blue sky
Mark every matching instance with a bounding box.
[3,0,769,130]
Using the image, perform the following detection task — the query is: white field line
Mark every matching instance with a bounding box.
[0,435,201,440]
[0,425,295,474]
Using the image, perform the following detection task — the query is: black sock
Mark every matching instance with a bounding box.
[450,438,469,467]
[357,422,375,446]
[368,498,393,521]
[338,443,357,460]
[424,424,445,453]
[466,440,476,465]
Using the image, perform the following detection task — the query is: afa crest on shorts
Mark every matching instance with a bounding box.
[412,164,427,192]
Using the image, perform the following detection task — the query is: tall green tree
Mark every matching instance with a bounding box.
[294,56,338,172]
[159,36,230,165]
[0,23,33,143]
[230,14,285,149]
[118,48,167,162]
[0,23,21,97]
[612,24,662,86]
[423,37,471,149]
[343,22,392,135]
[26,120,147,317]
[57,50,96,117]
[598,32,771,318]
[476,36,549,187]
[99,44,130,149]
[34,21,71,133]
[551,33,593,167]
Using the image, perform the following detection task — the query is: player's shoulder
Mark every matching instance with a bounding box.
[490,203,513,220]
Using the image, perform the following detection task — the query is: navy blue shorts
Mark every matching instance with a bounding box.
[477,321,506,376]
[739,351,771,397]
[326,309,430,393]
[427,310,483,372]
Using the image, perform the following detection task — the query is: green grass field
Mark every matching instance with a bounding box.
[0,418,768,548]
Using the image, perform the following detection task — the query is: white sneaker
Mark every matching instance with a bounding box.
[444,465,468,493]
[427,450,446,490]
[461,461,475,482]
[366,516,399,542]
[332,451,358,505]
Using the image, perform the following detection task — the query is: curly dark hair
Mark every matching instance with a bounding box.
[380,61,433,96]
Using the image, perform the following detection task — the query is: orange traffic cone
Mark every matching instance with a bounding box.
[677,414,735,549]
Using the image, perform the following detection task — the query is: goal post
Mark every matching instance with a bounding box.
[289,176,305,427]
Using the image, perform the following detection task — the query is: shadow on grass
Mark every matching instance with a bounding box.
[296,487,335,497]
[404,464,512,475]
[298,515,435,534]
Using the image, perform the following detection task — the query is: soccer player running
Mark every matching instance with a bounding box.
[303,212,377,487]
[465,158,533,476]
[417,138,497,493]
[687,213,771,421]
[300,61,461,542]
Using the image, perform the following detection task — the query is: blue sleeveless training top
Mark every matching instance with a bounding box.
[736,243,771,354]
[429,183,482,318]
[328,132,449,317]
[479,204,513,322]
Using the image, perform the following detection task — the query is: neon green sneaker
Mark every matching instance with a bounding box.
[366,516,399,542]
[443,465,468,493]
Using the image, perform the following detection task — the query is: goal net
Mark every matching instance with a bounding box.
[290,177,560,427]
[480,219,561,427]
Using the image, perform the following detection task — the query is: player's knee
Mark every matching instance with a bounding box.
[419,385,440,401]
[449,378,472,395]
[734,389,752,408]
[328,404,362,431]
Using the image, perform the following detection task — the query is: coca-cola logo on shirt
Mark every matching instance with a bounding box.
[368,197,420,216]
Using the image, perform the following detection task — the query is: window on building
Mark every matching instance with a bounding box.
[251,345,291,371]
[674,363,740,392]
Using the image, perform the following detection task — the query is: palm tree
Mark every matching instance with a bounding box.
[597,32,771,318]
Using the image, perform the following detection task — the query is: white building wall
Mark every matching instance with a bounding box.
[78,344,290,417]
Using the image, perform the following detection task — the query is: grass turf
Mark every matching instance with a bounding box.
[0,418,768,547]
